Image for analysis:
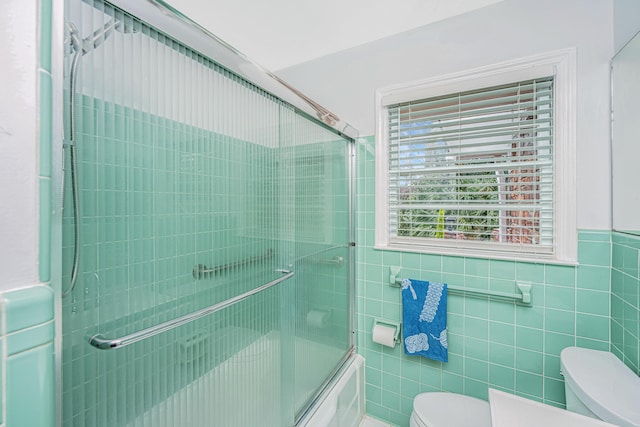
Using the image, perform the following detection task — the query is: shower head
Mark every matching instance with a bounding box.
[67,18,136,56]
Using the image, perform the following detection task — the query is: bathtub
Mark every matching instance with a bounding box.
[125,330,364,426]
[298,352,365,427]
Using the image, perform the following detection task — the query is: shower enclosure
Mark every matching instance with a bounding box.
[60,0,355,425]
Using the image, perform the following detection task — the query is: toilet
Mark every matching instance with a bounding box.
[561,346,640,427]
[410,392,492,427]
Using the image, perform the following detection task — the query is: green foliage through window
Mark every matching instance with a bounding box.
[398,171,499,241]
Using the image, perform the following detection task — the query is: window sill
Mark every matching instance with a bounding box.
[374,242,578,266]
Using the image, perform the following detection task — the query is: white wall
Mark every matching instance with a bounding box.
[277,0,615,230]
[613,0,640,53]
[166,0,505,71]
[0,0,40,291]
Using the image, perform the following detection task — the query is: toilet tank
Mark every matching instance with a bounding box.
[560,347,640,427]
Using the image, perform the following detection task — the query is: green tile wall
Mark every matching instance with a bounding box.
[2,286,55,427]
[61,61,353,425]
[355,136,612,426]
[611,231,640,373]
[61,96,281,424]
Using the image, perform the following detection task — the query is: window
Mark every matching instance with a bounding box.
[375,50,576,263]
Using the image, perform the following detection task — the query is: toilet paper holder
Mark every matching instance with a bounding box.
[372,318,401,346]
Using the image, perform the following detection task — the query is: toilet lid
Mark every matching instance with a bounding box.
[561,347,640,427]
[413,392,492,427]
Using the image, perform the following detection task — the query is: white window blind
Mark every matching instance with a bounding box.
[387,77,554,252]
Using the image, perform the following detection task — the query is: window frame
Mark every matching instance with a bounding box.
[374,49,577,264]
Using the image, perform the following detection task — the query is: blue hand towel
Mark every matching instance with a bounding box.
[402,278,448,362]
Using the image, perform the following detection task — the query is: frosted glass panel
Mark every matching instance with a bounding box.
[61,1,353,426]
[279,108,353,413]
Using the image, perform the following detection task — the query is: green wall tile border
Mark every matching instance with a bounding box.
[39,71,52,178]
[6,321,55,356]
[2,286,55,427]
[38,23,53,281]
[1,286,54,334]
[39,0,52,73]
[39,177,52,283]
[578,230,611,242]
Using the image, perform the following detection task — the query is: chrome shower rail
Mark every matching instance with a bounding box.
[89,270,294,350]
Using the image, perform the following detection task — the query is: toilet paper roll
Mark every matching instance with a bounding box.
[372,324,397,348]
[306,309,330,328]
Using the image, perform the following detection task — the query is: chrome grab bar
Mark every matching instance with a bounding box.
[89,270,295,350]
[304,256,344,266]
[193,249,273,279]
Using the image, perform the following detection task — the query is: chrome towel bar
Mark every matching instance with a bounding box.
[389,267,532,306]
[89,270,295,350]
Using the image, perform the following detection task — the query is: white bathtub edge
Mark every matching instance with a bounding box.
[298,353,366,427]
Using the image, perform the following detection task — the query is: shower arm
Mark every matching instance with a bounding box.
[82,20,119,54]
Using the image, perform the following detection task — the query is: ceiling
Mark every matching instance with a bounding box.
[167,0,504,71]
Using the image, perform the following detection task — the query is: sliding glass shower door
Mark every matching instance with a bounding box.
[60,1,353,425]
[280,109,354,418]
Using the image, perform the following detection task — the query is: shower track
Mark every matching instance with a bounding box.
[88,270,294,350]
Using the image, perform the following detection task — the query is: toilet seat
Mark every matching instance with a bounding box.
[411,392,492,427]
